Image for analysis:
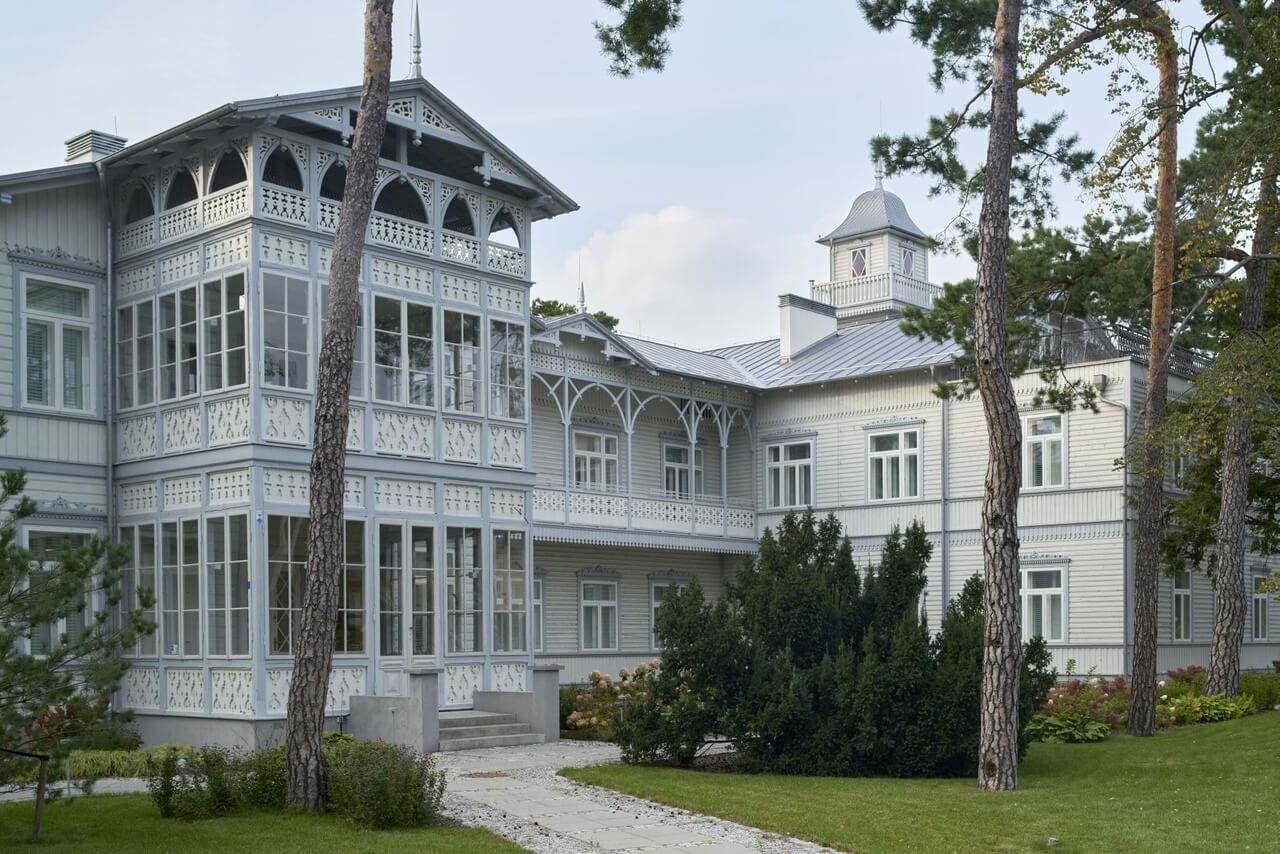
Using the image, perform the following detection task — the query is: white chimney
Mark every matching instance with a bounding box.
[64,130,127,164]
[778,293,836,363]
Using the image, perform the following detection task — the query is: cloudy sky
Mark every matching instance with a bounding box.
[1,1,1216,349]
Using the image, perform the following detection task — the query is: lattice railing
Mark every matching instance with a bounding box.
[486,243,527,278]
[318,199,341,232]
[532,486,756,538]
[117,219,155,257]
[259,185,309,225]
[158,201,200,242]
[810,271,940,315]
[440,230,481,266]
[369,213,433,255]
[203,185,248,227]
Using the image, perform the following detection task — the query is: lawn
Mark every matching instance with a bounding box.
[0,793,523,853]
[562,712,1280,853]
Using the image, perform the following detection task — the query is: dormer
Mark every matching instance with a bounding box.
[810,163,938,326]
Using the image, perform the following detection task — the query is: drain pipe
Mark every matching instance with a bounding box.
[1094,370,1130,676]
[97,163,115,541]
[932,366,950,610]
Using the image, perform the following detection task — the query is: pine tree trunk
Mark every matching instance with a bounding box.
[975,0,1024,793]
[285,0,394,812]
[1206,166,1276,697]
[1127,6,1177,737]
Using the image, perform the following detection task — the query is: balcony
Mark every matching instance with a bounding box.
[810,271,941,321]
[532,485,756,541]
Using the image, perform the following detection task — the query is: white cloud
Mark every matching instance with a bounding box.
[539,206,822,350]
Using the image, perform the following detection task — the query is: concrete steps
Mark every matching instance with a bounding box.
[439,710,544,751]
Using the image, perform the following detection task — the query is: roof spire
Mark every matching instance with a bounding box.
[874,154,884,190]
[409,0,423,79]
[577,279,587,314]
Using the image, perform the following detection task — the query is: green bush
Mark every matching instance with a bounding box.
[1163,693,1257,725]
[559,685,577,730]
[1026,712,1111,743]
[147,748,212,821]
[1240,672,1280,709]
[326,739,446,828]
[71,715,144,752]
[233,745,285,812]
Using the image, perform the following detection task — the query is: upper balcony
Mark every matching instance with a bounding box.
[810,270,941,323]
[532,483,756,541]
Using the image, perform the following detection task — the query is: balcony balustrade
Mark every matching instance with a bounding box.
[810,270,940,318]
[532,483,756,540]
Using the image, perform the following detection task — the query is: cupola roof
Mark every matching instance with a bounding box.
[818,162,926,244]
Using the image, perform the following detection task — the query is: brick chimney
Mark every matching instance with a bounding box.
[64,130,127,164]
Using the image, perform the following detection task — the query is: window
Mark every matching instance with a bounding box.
[373,295,431,406]
[267,515,307,655]
[493,530,527,653]
[380,523,432,657]
[443,310,481,412]
[1023,414,1065,489]
[263,273,310,389]
[116,301,155,409]
[161,520,201,656]
[532,576,544,654]
[26,530,92,655]
[663,444,704,499]
[445,527,482,654]
[409,525,434,656]
[205,515,249,657]
[850,247,868,278]
[119,524,157,656]
[1170,452,1192,489]
[321,285,367,398]
[902,246,916,277]
[868,429,920,501]
[378,524,404,656]
[23,277,92,412]
[1023,567,1064,643]
[574,430,620,491]
[332,520,366,655]
[581,580,618,651]
[489,320,526,419]
[766,441,813,509]
[1173,569,1192,642]
[651,580,686,649]
[202,274,247,392]
[158,286,198,400]
[1253,575,1270,642]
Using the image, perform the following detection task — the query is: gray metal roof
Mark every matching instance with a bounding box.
[819,184,927,243]
[618,335,759,388]
[708,318,959,388]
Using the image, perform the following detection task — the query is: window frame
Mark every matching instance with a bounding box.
[1172,568,1192,643]
[1022,564,1067,644]
[579,577,619,652]
[1021,412,1068,490]
[901,245,917,278]
[116,299,156,411]
[866,428,921,502]
[662,443,704,500]
[160,518,202,658]
[492,529,528,654]
[204,513,251,659]
[765,439,814,510]
[531,575,544,654]
[1252,574,1270,642]
[23,526,96,657]
[321,284,368,400]
[488,319,527,421]
[372,293,433,407]
[849,246,868,279]
[445,526,483,655]
[20,273,95,414]
[266,514,307,657]
[573,428,621,492]
[118,523,158,657]
[650,578,688,650]
[442,309,482,414]
[200,273,248,395]
[261,272,312,391]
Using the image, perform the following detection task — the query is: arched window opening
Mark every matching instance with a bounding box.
[262,147,304,191]
[443,196,474,235]
[124,185,154,224]
[320,162,347,201]
[208,150,247,193]
[489,208,520,247]
[374,179,427,223]
[165,168,198,210]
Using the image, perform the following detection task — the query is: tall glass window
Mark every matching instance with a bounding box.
[116,301,155,409]
[202,273,247,392]
[262,273,310,389]
[205,515,249,656]
[443,310,481,413]
[373,296,432,406]
[158,287,198,400]
[1253,575,1270,642]
[492,530,527,653]
[489,320,526,419]
[1172,569,1191,642]
[320,285,367,398]
[23,277,92,412]
[378,524,404,657]
[161,520,200,656]
[411,526,435,656]
[335,520,366,654]
[532,576,544,654]
[581,580,618,651]
[446,527,482,654]
[663,445,703,499]
[267,515,308,655]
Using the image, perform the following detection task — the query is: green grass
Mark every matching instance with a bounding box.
[0,794,523,853]
[561,712,1280,853]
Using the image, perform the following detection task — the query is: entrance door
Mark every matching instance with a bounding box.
[376,523,435,696]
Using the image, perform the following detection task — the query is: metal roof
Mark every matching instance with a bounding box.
[618,335,759,388]
[708,318,960,388]
[819,184,927,243]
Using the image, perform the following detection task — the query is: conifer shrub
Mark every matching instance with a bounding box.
[614,511,1055,776]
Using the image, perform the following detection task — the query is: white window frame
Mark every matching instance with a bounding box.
[573,429,621,492]
[118,522,158,657]
[160,518,202,658]
[531,575,544,654]
[1022,564,1066,644]
[201,273,248,394]
[445,526,483,655]
[489,319,527,421]
[372,293,432,407]
[158,285,201,402]
[20,273,95,414]
[867,428,921,502]
[1252,574,1270,642]
[443,309,482,414]
[266,514,307,657]
[261,272,311,391]
[662,443,704,500]
[1022,412,1067,490]
[23,526,95,657]
[849,246,868,278]
[650,578,688,650]
[1172,568,1192,642]
[116,300,157,411]
[765,439,814,509]
[321,285,368,400]
[901,245,916,278]
[204,514,251,659]
[579,578,619,652]
[492,529,528,654]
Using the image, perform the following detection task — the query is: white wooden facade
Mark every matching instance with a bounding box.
[1,79,1275,745]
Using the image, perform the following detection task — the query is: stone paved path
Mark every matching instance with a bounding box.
[438,741,835,853]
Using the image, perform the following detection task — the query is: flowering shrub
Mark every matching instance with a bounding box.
[1159,693,1257,725]
[565,662,659,740]
[1167,665,1205,682]
[1035,676,1131,731]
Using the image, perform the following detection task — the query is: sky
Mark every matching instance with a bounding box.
[0,0,1223,349]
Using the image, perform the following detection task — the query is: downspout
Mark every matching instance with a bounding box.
[97,163,115,541]
[933,365,949,610]
[1095,367,1130,675]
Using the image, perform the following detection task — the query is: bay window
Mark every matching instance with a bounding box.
[202,273,247,392]
[581,580,618,651]
[159,286,199,400]
[766,440,813,509]
[1173,569,1191,642]
[489,320,526,419]
[868,429,920,501]
[443,310,481,412]
[1023,414,1065,489]
[373,295,432,406]
[1023,567,1064,643]
[493,529,527,653]
[23,277,92,412]
[205,515,249,657]
[446,527,482,654]
[116,301,155,409]
[262,273,310,389]
[574,430,619,491]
